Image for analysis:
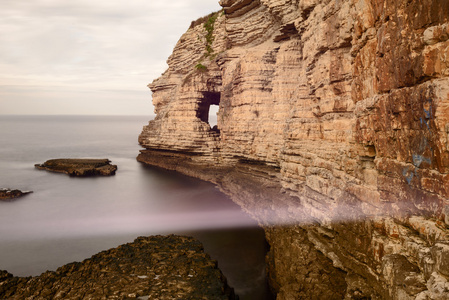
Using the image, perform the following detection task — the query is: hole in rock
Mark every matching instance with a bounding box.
[209,105,219,128]
[197,91,221,132]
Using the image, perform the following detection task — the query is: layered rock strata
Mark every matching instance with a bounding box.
[0,235,236,300]
[35,158,117,177]
[139,0,449,299]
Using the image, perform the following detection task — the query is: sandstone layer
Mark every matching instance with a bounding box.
[35,159,118,177]
[139,1,449,299]
[0,235,236,300]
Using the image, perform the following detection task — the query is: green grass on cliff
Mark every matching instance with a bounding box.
[203,12,218,56]
[189,10,221,29]
[190,10,224,72]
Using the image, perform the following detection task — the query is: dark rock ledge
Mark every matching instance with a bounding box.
[0,235,237,300]
[35,158,117,177]
[0,188,32,201]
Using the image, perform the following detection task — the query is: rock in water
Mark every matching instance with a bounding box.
[0,188,32,201]
[0,235,236,300]
[35,158,117,177]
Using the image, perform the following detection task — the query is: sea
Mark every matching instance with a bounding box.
[0,115,273,300]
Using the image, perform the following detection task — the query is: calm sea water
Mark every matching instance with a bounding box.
[0,115,272,299]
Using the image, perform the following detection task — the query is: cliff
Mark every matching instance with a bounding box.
[138,0,449,299]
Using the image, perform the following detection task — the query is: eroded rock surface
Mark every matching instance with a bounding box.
[0,235,236,300]
[35,159,118,177]
[138,0,449,299]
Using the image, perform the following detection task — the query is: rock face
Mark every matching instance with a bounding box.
[138,0,449,299]
[0,235,236,300]
[0,188,32,201]
[35,159,118,177]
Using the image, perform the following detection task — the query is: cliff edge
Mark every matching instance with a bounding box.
[138,1,449,299]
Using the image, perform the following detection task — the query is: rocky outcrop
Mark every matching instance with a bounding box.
[0,188,32,201]
[35,159,117,176]
[0,235,236,300]
[139,0,449,299]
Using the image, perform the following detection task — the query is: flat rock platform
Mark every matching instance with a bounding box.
[35,158,117,177]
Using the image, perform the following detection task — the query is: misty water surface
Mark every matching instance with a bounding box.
[0,115,272,300]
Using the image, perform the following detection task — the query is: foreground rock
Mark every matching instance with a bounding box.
[35,158,117,177]
[0,235,236,300]
[0,188,32,201]
[138,1,449,299]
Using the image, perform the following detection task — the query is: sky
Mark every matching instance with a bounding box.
[0,1,222,116]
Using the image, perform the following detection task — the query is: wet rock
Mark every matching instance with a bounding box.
[35,158,117,177]
[0,188,32,201]
[0,235,236,300]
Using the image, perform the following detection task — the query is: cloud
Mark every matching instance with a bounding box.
[0,0,222,115]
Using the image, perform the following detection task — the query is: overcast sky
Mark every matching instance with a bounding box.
[0,1,221,116]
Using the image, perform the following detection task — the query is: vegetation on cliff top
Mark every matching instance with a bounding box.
[189,10,221,29]
[191,10,223,72]
[203,12,219,57]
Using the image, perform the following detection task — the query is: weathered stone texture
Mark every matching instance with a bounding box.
[0,235,236,300]
[139,0,449,299]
